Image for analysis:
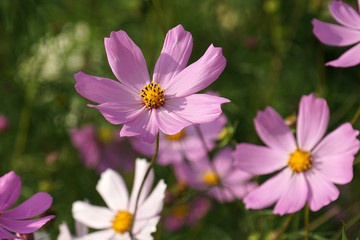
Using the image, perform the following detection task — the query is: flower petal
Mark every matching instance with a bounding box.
[325,42,360,67]
[156,105,192,135]
[132,216,160,239]
[154,25,193,89]
[72,201,114,229]
[329,1,360,29]
[296,93,329,151]
[96,169,129,212]
[104,30,150,92]
[273,171,308,215]
[128,159,154,213]
[75,229,115,240]
[165,94,229,125]
[120,109,159,143]
[2,192,52,219]
[233,143,288,175]
[305,170,339,212]
[136,180,166,220]
[74,72,138,104]
[254,107,297,152]
[312,19,360,46]
[0,171,21,212]
[0,215,54,234]
[164,45,226,97]
[244,169,292,210]
[0,226,19,239]
[213,147,234,175]
[90,102,144,125]
[312,123,360,158]
[57,222,72,240]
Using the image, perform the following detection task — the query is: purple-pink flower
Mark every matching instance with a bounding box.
[175,147,255,202]
[131,115,226,165]
[70,125,135,173]
[74,24,229,143]
[233,93,360,215]
[312,0,360,67]
[0,171,54,239]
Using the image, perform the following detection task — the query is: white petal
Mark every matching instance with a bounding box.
[75,229,114,240]
[96,169,129,211]
[72,201,114,229]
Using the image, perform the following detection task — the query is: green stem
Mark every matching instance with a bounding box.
[330,212,360,240]
[305,204,310,240]
[130,133,160,237]
[351,106,360,125]
[275,213,295,240]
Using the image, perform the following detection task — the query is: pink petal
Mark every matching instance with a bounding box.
[244,169,292,209]
[96,169,129,212]
[128,159,154,212]
[305,170,339,211]
[199,114,227,147]
[0,171,21,212]
[0,216,54,234]
[312,19,360,46]
[2,193,52,219]
[312,155,354,185]
[213,147,234,175]
[233,143,288,175]
[74,72,138,104]
[104,30,150,93]
[296,93,329,151]
[254,107,297,152]
[207,187,236,202]
[326,42,360,67]
[156,105,191,135]
[153,25,193,89]
[164,45,226,97]
[157,140,184,165]
[273,172,308,215]
[120,109,159,143]
[0,226,20,239]
[165,94,229,125]
[329,1,360,29]
[312,123,360,158]
[130,137,155,157]
[90,102,144,125]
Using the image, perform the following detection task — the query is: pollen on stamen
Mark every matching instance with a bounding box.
[139,82,165,109]
[112,210,133,234]
[288,149,312,172]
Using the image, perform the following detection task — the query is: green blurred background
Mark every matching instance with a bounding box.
[1,0,360,239]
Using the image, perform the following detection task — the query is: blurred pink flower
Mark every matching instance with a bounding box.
[70,125,135,173]
[131,115,226,165]
[163,197,211,232]
[0,114,9,133]
[0,171,54,239]
[312,0,360,67]
[233,93,360,215]
[74,24,229,143]
[175,147,255,202]
[72,159,167,240]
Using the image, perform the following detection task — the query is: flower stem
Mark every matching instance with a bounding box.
[275,213,295,240]
[351,106,360,125]
[305,204,310,240]
[130,133,160,237]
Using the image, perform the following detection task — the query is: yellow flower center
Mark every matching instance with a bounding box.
[165,129,185,141]
[288,149,312,172]
[202,171,219,186]
[112,211,133,234]
[140,82,165,109]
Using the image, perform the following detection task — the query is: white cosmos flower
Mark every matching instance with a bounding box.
[72,158,167,240]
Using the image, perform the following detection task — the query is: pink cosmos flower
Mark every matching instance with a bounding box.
[312,0,360,67]
[0,114,9,133]
[74,24,229,143]
[163,197,211,232]
[131,115,226,165]
[175,147,255,202]
[233,93,360,215]
[70,125,135,173]
[0,171,54,239]
[72,159,166,240]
